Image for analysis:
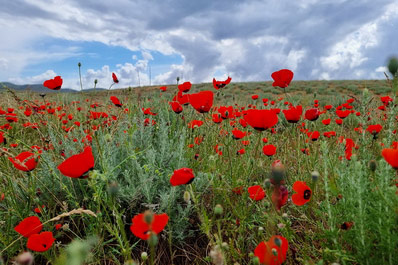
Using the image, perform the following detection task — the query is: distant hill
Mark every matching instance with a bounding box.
[0,82,106,93]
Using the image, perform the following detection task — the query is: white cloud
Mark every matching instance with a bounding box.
[8,70,58,85]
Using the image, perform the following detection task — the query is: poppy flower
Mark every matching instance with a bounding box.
[366,124,382,136]
[170,168,195,186]
[292,181,312,206]
[304,108,320,121]
[212,113,222,123]
[244,109,278,131]
[336,109,351,119]
[213,76,231,90]
[271,69,294,88]
[27,231,55,252]
[160,86,167,92]
[381,148,398,169]
[252,94,259,100]
[282,105,302,123]
[14,216,43,237]
[169,101,183,114]
[112,73,119,83]
[189,90,214,113]
[322,118,331,125]
[340,221,354,230]
[263,145,276,156]
[43,76,63,90]
[9,151,38,172]
[254,235,289,265]
[57,146,94,178]
[173,91,190,105]
[307,131,320,141]
[178,82,192,93]
[232,128,246,140]
[110,96,122,107]
[248,185,266,201]
[188,120,203,129]
[130,212,169,240]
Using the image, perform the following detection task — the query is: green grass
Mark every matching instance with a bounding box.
[0,80,397,264]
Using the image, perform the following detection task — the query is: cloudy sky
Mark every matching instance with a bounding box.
[0,0,397,89]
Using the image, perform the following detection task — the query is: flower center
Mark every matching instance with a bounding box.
[303,189,312,200]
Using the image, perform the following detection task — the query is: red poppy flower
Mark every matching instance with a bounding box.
[254,235,289,265]
[169,101,183,114]
[188,120,203,129]
[304,108,320,121]
[335,119,343,125]
[212,113,222,123]
[292,181,312,206]
[336,109,351,119]
[382,148,398,169]
[110,96,122,107]
[14,216,42,237]
[307,131,320,141]
[244,109,278,131]
[213,76,231,90]
[189,90,214,113]
[282,105,302,123]
[160,86,167,92]
[322,118,331,125]
[252,94,259,100]
[130,212,169,240]
[43,76,63,90]
[248,185,265,201]
[271,69,294,88]
[263,144,276,156]
[366,124,382,136]
[170,168,195,186]
[232,128,246,140]
[57,146,94,178]
[112,73,119,83]
[27,231,55,252]
[9,151,38,172]
[178,82,192,93]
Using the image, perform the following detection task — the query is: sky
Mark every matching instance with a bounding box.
[0,0,397,90]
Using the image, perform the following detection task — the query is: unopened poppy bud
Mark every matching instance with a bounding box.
[94,79,98,84]
[258,226,264,231]
[15,251,33,265]
[148,233,158,247]
[221,242,229,250]
[183,190,191,203]
[369,160,377,172]
[311,170,319,182]
[214,204,223,216]
[78,62,81,67]
[141,252,148,261]
[264,178,271,189]
[144,210,154,225]
[252,256,260,265]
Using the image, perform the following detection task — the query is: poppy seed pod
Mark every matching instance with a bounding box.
[311,170,320,182]
[214,204,223,216]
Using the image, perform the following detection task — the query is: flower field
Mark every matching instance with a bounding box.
[0,71,397,265]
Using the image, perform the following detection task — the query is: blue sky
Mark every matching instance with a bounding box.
[0,0,397,90]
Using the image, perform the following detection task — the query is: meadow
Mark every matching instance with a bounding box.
[0,74,397,265]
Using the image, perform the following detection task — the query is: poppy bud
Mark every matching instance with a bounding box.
[274,237,282,247]
[221,242,229,250]
[252,256,260,265]
[148,233,158,247]
[183,190,191,203]
[311,170,320,182]
[369,160,377,172]
[214,204,223,216]
[78,62,81,67]
[94,79,98,84]
[141,252,148,261]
